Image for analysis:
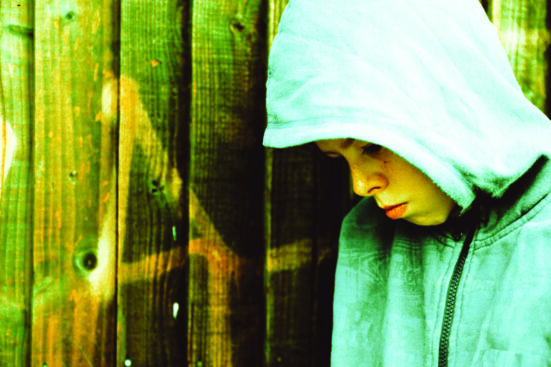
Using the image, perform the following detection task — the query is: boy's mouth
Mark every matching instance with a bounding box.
[382,203,408,220]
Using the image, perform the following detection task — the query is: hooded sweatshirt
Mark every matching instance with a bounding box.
[264,0,551,365]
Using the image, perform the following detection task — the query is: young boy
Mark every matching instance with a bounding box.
[263,0,551,365]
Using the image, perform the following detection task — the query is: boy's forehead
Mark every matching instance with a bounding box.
[316,138,357,149]
[314,138,360,156]
[339,138,355,149]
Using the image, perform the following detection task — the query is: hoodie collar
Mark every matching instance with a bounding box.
[426,157,551,246]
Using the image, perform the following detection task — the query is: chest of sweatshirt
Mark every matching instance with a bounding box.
[383,200,551,366]
[331,191,551,367]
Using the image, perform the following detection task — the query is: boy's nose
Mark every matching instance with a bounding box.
[350,166,387,197]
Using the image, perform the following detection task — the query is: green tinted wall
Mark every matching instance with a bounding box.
[0,0,548,366]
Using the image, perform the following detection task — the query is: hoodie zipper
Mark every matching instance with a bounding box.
[437,228,475,367]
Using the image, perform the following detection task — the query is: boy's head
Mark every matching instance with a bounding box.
[264,0,551,218]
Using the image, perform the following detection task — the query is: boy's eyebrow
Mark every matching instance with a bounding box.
[340,138,355,149]
[317,138,356,157]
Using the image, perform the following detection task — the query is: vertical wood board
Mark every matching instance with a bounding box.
[31,1,118,366]
[189,0,267,365]
[0,1,34,365]
[491,0,550,112]
[118,0,189,366]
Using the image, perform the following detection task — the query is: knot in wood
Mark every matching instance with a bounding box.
[82,252,98,270]
[229,16,246,33]
[68,170,78,182]
[149,179,164,194]
[74,250,98,272]
[61,11,77,26]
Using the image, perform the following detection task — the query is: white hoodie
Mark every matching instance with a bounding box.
[263,0,551,212]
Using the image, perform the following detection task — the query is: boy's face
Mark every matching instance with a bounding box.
[315,138,456,226]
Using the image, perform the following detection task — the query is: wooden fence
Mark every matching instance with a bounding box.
[0,0,548,366]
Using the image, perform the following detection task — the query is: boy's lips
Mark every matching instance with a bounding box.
[381,203,408,220]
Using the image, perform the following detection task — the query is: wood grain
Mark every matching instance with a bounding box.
[188,0,267,365]
[490,0,550,112]
[118,0,189,366]
[0,1,33,366]
[31,1,118,366]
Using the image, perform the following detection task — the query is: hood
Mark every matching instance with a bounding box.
[263,0,551,211]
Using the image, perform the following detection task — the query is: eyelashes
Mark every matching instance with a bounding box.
[361,144,382,156]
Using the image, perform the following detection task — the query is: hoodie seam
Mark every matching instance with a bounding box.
[266,114,398,126]
[475,190,551,249]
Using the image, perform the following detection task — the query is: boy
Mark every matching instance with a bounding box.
[263,0,551,365]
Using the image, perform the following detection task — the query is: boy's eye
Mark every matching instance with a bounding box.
[361,144,382,155]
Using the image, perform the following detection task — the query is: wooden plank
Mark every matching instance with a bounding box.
[188,0,267,365]
[309,157,353,367]
[117,0,189,366]
[266,146,348,367]
[490,0,550,112]
[31,1,118,366]
[0,1,33,366]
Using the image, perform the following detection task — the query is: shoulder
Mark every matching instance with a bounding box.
[480,157,551,241]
